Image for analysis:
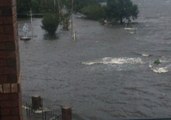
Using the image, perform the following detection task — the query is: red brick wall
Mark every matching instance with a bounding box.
[0,0,22,120]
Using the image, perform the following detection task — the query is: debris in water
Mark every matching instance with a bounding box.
[154,59,161,65]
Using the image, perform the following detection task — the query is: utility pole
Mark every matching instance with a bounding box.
[71,0,76,41]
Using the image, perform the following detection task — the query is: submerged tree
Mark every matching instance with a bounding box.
[41,0,60,35]
[106,0,139,24]
[42,13,59,35]
[59,0,72,31]
[61,11,70,31]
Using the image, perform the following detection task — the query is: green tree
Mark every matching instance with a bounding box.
[42,13,59,35]
[62,0,72,12]
[74,0,97,12]
[17,0,31,16]
[41,0,59,13]
[81,4,105,20]
[106,0,139,24]
[61,13,70,30]
[31,0,42,13]
[59,0,71,31]
[17,0,58,15]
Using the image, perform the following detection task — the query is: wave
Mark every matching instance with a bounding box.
[142,53,151,57]
[82,57,170,74]
[151,67,168,73]
[150,64,171,73]
[82,57,143,65]
[124,27,137,34]
[149,58,171,73]
[124,27,137,31]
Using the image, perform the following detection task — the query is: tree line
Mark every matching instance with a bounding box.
[17,0,138,23]
[17,0,139,35]
[76,0,139,24]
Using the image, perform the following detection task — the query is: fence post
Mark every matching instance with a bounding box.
[42,110,44,120]
[32,96,43,111]
[25,103,29,117]
[61,106,72,120]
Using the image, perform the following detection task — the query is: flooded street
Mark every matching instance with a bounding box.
[19,0,171,119]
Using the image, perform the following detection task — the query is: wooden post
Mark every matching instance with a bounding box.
[31,96,43,111]
[61,106,72,120]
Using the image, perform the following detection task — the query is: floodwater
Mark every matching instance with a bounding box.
[19,0,171,119]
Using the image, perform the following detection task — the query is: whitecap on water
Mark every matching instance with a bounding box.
[150,63,171,73]
[82,57,143,65]
[142,53,150,57]
[82,61,98,65]
[124,27,137,31]
[151,67,168,73]
[83,57,171,73]
[129,31,135,34]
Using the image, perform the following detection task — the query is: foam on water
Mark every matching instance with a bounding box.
[149,58,171,73]
[82,57,143,65]
[151,67,168,73]
[83,57,170,74]
[129,31,135,34]
[142,53,150,57]
[124,27,137,31]
[150,63,171,73]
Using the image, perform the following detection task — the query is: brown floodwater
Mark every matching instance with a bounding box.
[19,0,171,119]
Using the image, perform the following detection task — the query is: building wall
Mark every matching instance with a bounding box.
[0,0,22,120]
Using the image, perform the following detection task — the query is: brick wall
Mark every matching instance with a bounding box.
[0,0,22,120]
